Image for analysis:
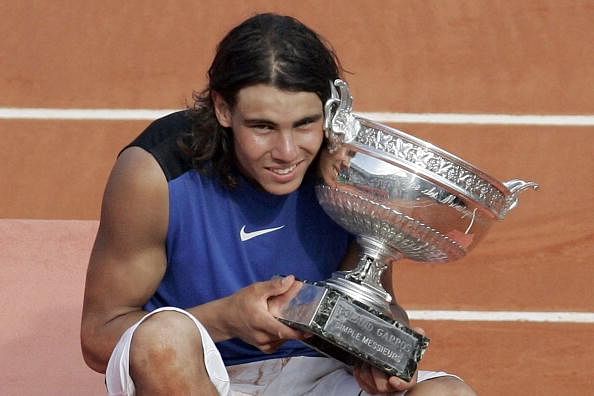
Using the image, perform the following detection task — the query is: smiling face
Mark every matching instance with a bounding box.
[213,84,325,195]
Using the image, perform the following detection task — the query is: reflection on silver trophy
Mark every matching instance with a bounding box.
[278,79,539,381]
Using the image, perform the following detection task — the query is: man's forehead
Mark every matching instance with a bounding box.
[235,84,322,116]
[236,84,322,110]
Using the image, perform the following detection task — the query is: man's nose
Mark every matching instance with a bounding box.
[271,130,298,161]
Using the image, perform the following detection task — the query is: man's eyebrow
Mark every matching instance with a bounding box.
[293,113,323,127]
[243,118,277,126]
[243,113,323,127]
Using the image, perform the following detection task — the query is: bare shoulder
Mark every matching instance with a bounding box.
[100,146,168,242]
[106,146,168,209]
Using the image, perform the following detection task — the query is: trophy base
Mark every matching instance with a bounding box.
[278,282,429,382]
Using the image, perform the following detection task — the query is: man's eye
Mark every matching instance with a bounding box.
[253,124,273,131]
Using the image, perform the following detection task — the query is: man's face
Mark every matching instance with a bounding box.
[214,84,325,195]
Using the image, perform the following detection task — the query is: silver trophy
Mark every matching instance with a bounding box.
[278,79,539,381]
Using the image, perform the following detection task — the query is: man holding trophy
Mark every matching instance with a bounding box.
[79,12,542,395]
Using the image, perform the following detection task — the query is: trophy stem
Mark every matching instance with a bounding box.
[326,236,402,316]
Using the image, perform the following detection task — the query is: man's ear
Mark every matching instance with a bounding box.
[212,92,232,128]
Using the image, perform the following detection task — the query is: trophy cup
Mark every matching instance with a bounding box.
[278,79,539,381]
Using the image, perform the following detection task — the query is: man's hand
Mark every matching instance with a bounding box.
[354,364,418,395]
[353,326,426,394]
[224,275,307,353]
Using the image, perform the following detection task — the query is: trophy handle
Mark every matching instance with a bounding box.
[502,179,540,215]
[323,79,360,151]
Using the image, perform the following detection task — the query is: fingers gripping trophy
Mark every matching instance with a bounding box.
[278,79,539,381]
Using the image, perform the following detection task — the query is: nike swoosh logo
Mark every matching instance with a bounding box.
[240,225,285,241]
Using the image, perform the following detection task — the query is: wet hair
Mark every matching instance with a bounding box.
[183,13,343,188]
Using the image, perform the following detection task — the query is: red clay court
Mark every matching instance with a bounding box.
[1,2,593,395]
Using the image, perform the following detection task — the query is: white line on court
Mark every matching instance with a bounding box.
[362,112,594,126]
[2,107,594,126]
[408,310,594,323]
[0,108,174,121]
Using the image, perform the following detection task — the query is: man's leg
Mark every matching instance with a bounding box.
[106,307,230,396]
[405,375,477,396]
[242,356,476,396]
[130,309,218,394]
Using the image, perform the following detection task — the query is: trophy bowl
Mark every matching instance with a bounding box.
[278,79,539,381]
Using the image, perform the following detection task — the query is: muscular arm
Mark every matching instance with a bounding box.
[81,147,169,372]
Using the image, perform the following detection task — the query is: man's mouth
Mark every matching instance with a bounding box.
[269,163,297,175]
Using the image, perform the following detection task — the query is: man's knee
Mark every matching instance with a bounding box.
[130,310,205,379]
[411,376,477,396]
[126,310,220,395]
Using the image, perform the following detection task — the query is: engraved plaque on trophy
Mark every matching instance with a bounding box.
[278,79,539,381]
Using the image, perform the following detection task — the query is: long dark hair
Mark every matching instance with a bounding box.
[183,13,344,188]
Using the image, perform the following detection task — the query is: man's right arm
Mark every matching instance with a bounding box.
[81,147,170,373]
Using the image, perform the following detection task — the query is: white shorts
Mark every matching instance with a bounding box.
[106,307,459,396]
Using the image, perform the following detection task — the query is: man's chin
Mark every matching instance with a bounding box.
[262,178,304,196]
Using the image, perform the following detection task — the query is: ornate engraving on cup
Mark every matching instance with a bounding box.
[354,122,509,218]
[279,79,538,381]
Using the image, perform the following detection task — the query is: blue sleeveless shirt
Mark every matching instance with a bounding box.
[129,111,352,366]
